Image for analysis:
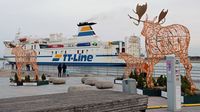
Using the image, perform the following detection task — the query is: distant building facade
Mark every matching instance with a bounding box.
[125,35,141,57]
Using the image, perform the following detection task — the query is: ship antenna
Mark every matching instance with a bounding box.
[15,28,21,42]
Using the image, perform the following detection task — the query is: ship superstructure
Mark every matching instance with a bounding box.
[3,22,140,66]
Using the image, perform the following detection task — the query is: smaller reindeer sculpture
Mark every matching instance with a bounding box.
[7,42,39,81]
[128,3,195,93]
[118,53,149,78]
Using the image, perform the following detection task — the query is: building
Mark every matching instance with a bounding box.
[125,35,141,57]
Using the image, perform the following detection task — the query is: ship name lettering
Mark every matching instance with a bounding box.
[63,54,93,62]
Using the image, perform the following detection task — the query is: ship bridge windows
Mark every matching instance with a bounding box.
[39,44,48,49]
[116,48,125,54]
[76,50,86,54]
[116,48,119,54]
[122,48,125,53]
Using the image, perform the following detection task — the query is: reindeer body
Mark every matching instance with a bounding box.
[143,23,190,56]
[142,22,195,92]
[118,53,149,78]
[129,3,195,93]
[11,46,39,81]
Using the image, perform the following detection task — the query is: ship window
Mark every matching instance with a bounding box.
[31,45,33,49]
[65,51,67,54]
[122,48,125,53]
[82,50,84,54]
[52,51,54,54]
[34,45,36,49]
[55,51,57,54]
[116,48,119,54]
[38,52,40,55]
[77,50,79,54]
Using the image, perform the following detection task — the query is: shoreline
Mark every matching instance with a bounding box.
[0,69,12,77]
[0,69,116,78]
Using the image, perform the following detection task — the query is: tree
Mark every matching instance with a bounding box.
[14,73,19,82]
[41,74,46,81]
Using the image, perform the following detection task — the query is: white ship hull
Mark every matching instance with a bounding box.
[4,53,126,67]
[3,22,140,67]
[3,43,126,66]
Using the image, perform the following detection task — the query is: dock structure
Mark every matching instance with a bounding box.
[0,90,148,112]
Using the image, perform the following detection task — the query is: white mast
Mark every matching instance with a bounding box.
[15,28,21,42]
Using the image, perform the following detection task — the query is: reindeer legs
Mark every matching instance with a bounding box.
[146,64,154,88]
[16,63,22,82]
[146,58,161,88]
[180,55,196,94]
[31,63,39,81]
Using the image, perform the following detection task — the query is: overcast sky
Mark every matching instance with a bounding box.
[0,0,200,56]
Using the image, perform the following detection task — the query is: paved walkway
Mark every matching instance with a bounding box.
[0,77,120,99]
[0,77,199,111]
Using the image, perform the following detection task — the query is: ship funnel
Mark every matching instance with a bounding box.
[77,22,96,37]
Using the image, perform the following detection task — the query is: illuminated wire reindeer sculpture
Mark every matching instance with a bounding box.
[118,53,149,78]
[6,42,39,81]
[128,3,196,93]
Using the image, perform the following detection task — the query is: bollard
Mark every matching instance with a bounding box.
[166,55,181,111]
[122,78,136,94]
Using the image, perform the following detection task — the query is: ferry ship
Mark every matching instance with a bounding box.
[3,22,140,67]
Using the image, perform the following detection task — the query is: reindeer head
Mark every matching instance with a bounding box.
[9,43,18,55]
[129,3,168,37]
[118,53,128,59]
[4,41,24,55]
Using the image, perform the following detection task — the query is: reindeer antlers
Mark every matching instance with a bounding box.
[158,9,168,24]
[9,43,16,48]
[129,3,169,25]
[129,3,147,25]
[135,3,147,22]
[3,41,16,48]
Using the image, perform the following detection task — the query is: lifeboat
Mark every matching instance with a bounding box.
[48,44,64,48]
[76,42,90,47]
[19,38,27,42]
